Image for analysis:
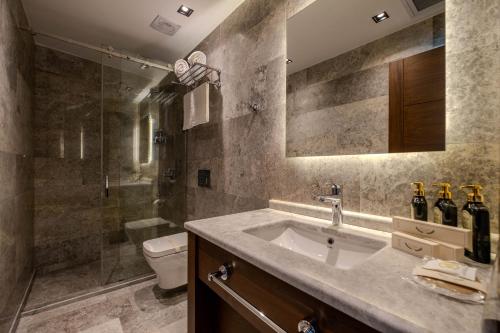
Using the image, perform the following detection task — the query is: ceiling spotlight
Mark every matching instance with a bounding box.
[140,63,150,70]
[286,58,293,64]
[177,5,194,17]
[372,11,389,23]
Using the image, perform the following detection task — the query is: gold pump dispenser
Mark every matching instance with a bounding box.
[432,182,452,199]
[410,182,427,221]
[460,184,490,264]
[460,185,484,203]
[411,182,425,196]
[432,183,457,226]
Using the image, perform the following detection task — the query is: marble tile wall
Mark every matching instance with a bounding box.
[183,0,499,236]
[0,0,35,331]
[33,46,102,273]
[286,15,444,157]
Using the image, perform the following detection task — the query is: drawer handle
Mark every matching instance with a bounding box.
[298,319,317,333]
[217,263,232,281]
[208,268,286,333]
[415,226,435,235]
[404,242,423,252]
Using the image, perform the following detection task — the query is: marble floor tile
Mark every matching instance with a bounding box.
[17,279,187,333]
[25,261,101,310]
[159,317,187,333]
[79,318,124,333]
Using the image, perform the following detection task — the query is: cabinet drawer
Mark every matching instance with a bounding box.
[393,216,471,249]
[194,235,378,333]
[392,231,440,258]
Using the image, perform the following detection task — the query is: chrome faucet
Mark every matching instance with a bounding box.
[316,184,343,226]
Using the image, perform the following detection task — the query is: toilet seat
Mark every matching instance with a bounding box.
[143,232,187,258]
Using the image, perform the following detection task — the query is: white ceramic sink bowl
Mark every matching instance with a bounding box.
[244,220,387,270]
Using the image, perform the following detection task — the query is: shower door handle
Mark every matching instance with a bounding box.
[105,175,109,198]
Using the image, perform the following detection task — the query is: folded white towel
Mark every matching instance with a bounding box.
[187,51,207,66]
[183,82,210,131]
[174,59,190,79]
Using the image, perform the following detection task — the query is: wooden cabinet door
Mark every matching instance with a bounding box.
[389,46,445,153]
[188,233,379,333]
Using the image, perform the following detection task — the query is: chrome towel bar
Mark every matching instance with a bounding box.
[208,270,287,333]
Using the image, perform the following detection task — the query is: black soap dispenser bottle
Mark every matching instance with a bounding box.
[432,183,458,226]
[410,182,428,221]
[460,185,491,264]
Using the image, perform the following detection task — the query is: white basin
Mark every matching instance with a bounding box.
[244,220,387,270]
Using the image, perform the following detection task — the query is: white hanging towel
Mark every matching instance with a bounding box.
[183,82,210,130]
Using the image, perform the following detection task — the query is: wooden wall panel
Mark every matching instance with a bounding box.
[389,46,445,153]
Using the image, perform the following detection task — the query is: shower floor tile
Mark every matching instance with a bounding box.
[25,262,102,311]
[17,279,187,333]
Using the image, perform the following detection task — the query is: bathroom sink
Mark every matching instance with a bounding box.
[244,220,387,270]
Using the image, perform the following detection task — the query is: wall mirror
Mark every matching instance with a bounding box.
[286,0,445,157]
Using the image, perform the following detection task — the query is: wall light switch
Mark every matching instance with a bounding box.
[198,170,210,187]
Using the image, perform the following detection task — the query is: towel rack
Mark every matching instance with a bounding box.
[176,62,221,90]
[208,269,287,333]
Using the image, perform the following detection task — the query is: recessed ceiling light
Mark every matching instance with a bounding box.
[177,5,194,17]
[372,11,389,23]
[286,58,293,64]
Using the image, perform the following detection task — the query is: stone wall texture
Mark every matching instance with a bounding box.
[33,46,102,273]
[184,0,499,236]
[0,0,35,330]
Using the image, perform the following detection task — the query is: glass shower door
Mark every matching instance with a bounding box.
[100,56,185,285]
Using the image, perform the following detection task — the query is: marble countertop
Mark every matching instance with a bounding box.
[482,257,499,333]
[185,208,493,333]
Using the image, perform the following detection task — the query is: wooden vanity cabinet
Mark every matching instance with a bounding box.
[188,233,379,333]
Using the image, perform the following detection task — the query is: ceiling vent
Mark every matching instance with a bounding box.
[402,0,444,16]
[150,15,181,36]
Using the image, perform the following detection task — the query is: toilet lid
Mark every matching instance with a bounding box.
[143,232,188,258]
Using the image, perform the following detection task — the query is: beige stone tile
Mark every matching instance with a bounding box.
[446,0,500,55]
[159,317,187,333]
[79,318,123,333]
[0,151,16,202]
[446,43,500,144]
[287,96,389,157]
[359,150,443,218]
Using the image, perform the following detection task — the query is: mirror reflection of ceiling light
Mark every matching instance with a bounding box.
[177,5,194,17]
[372,11,389,23]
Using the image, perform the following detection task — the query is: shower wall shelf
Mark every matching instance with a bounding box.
[176,62,222,90]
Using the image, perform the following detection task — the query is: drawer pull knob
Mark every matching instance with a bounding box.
[404,242,423,252]
[218,263,233,281]
[298,319,317,333]
[415,226,435,235]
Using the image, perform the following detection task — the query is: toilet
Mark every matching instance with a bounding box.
[143,232,188,290]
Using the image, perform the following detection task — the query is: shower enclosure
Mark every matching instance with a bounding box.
[100,55,186,285]
[26,40,186,310]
